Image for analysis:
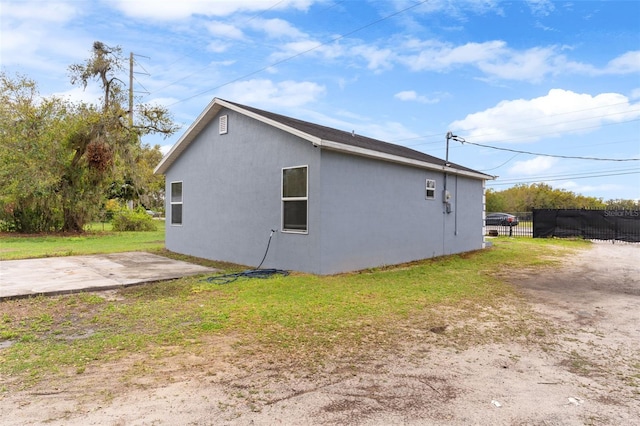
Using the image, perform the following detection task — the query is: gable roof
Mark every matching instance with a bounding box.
[154,98,494,180]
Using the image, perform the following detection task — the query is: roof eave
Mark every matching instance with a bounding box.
[154,98,322,175]
[154,98,223,175]
[320,140,494,180]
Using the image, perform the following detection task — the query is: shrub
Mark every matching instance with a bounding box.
[112,208,157,232]
[103,199,121,221]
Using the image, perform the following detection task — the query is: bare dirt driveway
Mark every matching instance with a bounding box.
[3,241,639,425]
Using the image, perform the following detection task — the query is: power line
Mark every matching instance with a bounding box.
[166,0,431,106]
[390,100,639,150]
[161,0,287,69]
[151,0,290,94]
[454,139,640,161]
[480,153,520,172]
[487,170,640,186]
[491,166,639,183]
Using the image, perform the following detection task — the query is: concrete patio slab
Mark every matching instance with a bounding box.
[0,252,216,299]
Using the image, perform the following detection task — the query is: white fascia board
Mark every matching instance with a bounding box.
[216,99,323,147]
[320,140,494,180]
[154,98,323,175]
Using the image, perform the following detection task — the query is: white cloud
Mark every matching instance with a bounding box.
[508,156,557,175]
[51,85,103,105]
[389,0,504,18]
[450,89,640,143]
[159,144,173,155]
[603,51,640,75]
[2,1,77,22]
[207,42,231,53]
[247,18,306,39]
[350,45,395,71]
[271,39,345,61]
[526,0,555,17]
[218,79,325,108]
[476,46,566,83]
[400,40,507,72]
[534,21,556,32]
[0,1,87,70]
[398,39,584,83]
[146,97,181,109]
[206,21,244,40]
[394,90,440,104]
[394,38,638,82]
[110,0,314,21]
[554,181,621,194]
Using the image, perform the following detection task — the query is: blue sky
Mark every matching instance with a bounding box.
[2,0,639,201]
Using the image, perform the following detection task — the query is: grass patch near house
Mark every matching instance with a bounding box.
[0,222,165,260]
[0,237,589,390]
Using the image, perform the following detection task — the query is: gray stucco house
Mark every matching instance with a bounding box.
[154,98,493,275]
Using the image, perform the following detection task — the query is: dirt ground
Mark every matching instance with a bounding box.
[2,241,639,425]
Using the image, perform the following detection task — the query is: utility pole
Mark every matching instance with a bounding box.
[128,52,150,128]
[129,52,134,127]
[127,52,150,210]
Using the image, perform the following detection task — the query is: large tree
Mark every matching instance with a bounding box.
[0,73,72,232]
[0,42,177,232]
[62,41,177,231]
[486,183,607,213]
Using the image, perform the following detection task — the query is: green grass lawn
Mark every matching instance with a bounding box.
[0,221,165,260]
[0,234,590,389]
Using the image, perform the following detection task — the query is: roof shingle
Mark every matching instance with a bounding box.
[155,98,492,179]
[224,100,485,176]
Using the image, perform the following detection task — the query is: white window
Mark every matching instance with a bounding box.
[282,166,308,233]
[426,179,436,200]
[170,181,183,225]
[219,115,228,135]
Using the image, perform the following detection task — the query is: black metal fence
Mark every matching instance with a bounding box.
[485,212,532,237]
[533,209,640,243]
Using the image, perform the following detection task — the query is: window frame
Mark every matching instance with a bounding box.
[426,178,436,200]
[170,181,183,226]
[281,165,308,234]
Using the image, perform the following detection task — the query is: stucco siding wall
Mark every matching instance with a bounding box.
[316,150,448,274]
[442,174,485,255]
[165,108,322,272]
[164,108,486,275]
[315,150,486,274]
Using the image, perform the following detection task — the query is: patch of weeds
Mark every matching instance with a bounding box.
[77,293,106,305]
[20,334,37,343]
[1,330,19,340]
[98,388,116,403]
[584,415,612,426]
[200,321,225,331]
[218,401,234,411]
[534,328,546,337]
[30,314,54,332]
[561,350,599,377]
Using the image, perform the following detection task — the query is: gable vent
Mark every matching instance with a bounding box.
[219,115,228,135]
